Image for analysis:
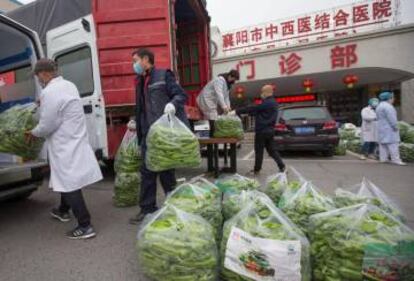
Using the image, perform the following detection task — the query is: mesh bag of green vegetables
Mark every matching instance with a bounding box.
[309,204,414,281]
[278,167,307,208]
[146,113,201,172]
[164,178,222,240]
[0,103,44,159]
[400,142,414,162]
[280,181,335,234]
[221,192,311,281]
[114,121,141,173]
[213,115,244,139]
[222,190,263,221]
[137,205,218,281]
[334,178,405,222]
[215,173,260,194]
[263,172,288,205]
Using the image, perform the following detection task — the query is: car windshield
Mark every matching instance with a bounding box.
[282,107,329,120]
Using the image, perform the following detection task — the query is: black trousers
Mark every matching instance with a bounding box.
[254,132,285,172]
[209,120,215,138]
[59,189,91,228]
[139,138,177,214]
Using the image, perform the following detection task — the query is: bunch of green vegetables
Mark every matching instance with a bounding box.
[398,121,411,140]
[278,167,307,208]
[214,115,244,139]
[309,204,414,281]
[403,128,414,144]
[263,172,288,205]
[0,103,44,159]
[114,172,140,207]
[164,179,222,240]
[114,130,141,173]
[222,190,264,221]
[146,115,201,172]
[280,182,335,234]
[221,192,311,281]
[137,206,218,281]
[347,139,362,154]
[215,174,260,194]
[334,140,347,156]
[400,143,414,162]
[334,178,406,222]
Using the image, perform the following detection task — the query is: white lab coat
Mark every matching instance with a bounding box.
[361,106,377,142]
[32,76,102,192]
[197,76,230,120]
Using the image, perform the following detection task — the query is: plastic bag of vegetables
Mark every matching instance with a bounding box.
[278,167,307,208]
[403,127,414,144]
[114,172,141,207]
[221,191,311,281]
[215,173,260,194]
[334,178,405,221]
[400,142,414,162]
[280,181,335,234]
[398,121,411,140]
[114,120,141,173]
[0,103,44,159]
[164,178,222,240]
[334,140,347,155]
[263,172,288,204]
[222,190,263,221]
[137,205,218,281]
[213,115,244,139]
[146,113,201,172]
[309,204,414,281]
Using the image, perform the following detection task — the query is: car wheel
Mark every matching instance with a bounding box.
[322,149,335,157]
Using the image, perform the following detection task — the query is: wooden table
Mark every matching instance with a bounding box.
[198,138,240,177]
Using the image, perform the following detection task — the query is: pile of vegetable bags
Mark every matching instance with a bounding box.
[334,177,405,222]
[309,204,414,281]
[137,205,218,281]
[222,190,264,221]
[398,121,414,162]
[164,177,223,240]
[146,113,201,172]
[221,192,311,281]
[0,103,44,159]
[213,115,244,139]
[400,143,414,162]
[263,172,288,205]
[278,167,307,208]
[215,173,260,195]
[337,123,362,154]
[280,181,335,234]
[113,121,142,207]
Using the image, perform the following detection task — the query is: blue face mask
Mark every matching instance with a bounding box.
[133,62,143,75]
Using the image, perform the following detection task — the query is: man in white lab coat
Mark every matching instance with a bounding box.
[27,59,103,239]
[360,98,379,160]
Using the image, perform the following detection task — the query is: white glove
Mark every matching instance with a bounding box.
[127,120,136,130]
[164,103,176,115]
[228,110,236,116]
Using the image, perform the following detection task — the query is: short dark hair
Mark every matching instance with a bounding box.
[132,48,155,65]
[228,69,240,80]
[33,58,57,75]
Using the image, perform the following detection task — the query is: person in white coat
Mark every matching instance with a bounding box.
[26,59,103,239]
[360,98,379,160]
[197,69,239,136]
[376,91,406,166]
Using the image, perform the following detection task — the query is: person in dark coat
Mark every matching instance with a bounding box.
[232,85,285,175]
[129,49,189,224]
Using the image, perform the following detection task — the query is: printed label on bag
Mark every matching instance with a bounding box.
[224,227,302,281]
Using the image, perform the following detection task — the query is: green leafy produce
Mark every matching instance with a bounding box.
[114,123,141,173]
[400,142,414,162]
[334,140,347,156]
[137,206,218,281]
[398,121,411,140]
[215,174,260,194]
[347,139,362,154]
[146,114,201,172]
[334,178,406,222]
[263,172,288,204]
[280,182,335,234]
[222,190,263,221]
[114,172,140,207]
[213,115,244,139]
[220,192,311,281]
[0,103,44,159]
[309,204,414,281]
[164,178,222,240]
[278,166,307,209]
[403,128,414,144]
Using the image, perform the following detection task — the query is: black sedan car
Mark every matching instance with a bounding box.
[274,105,339,156]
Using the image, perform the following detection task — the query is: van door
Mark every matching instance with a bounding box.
[46,15,108,159]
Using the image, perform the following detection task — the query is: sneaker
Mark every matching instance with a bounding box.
[50,208,71,223]
[66,225,96,240]
[391,161,407,166]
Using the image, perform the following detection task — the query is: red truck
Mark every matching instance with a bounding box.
[6,0,211,165]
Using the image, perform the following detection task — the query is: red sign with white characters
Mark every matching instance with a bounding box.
[221,0,397,55]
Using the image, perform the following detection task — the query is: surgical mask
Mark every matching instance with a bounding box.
[133,62,144,75]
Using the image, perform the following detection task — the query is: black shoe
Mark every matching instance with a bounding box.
[66,225,96,240]
[129,211,153,225]
[279,166,286,173]
[247,169,260,176]
[50,208,71,223]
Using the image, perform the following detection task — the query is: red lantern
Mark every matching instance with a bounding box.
[234,85,245,99]
[343,74,359,89]
[302,78,314,93]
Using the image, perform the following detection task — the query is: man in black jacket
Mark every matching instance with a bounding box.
[233,85,285,174]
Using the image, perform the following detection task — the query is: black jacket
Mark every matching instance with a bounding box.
[236,96,278,134]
